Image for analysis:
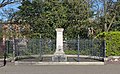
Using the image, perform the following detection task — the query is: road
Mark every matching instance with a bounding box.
[0,64,120,74]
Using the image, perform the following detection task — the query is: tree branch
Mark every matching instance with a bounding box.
[1,0,6,4]
[107,15,116,32]
[0,0,20,8]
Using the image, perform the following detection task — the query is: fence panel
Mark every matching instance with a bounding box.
[5,38,104,62]
[64,39,104,57]
[5,38,56,61]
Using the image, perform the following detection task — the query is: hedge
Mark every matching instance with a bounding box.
[97,31,120,56]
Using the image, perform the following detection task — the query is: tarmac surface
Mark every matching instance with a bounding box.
[0,63,120,74]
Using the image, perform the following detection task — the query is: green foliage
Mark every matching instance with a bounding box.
[64,50,78,55]
[27,33,41,39]
[106,1,120,31]
[97,31,120,56]
[14,0,93,39]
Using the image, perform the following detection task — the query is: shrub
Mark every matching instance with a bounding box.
[97,31,120,56]
[64,50,78,55]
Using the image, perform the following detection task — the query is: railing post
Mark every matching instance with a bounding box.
[3,41,7,66]
[103,39,106,61]
[6,40,8,55]
[39,34,42,61]
[77,35,80,62]
[12,37,16,62]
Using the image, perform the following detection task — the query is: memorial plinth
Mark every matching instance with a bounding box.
[52,28,67,62]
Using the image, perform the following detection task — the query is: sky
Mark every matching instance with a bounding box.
[0,0,34,21]
[0,1,21,21]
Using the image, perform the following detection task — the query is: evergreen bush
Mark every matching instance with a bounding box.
[97,31,120,56]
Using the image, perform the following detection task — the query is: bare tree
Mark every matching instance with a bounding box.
[95,0,117,32]
[0,0,22,8]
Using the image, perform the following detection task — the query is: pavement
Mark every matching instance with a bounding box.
[0,56,120,74]
[0,64,120,74]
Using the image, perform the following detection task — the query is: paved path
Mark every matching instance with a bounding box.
[0,64,120,74]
